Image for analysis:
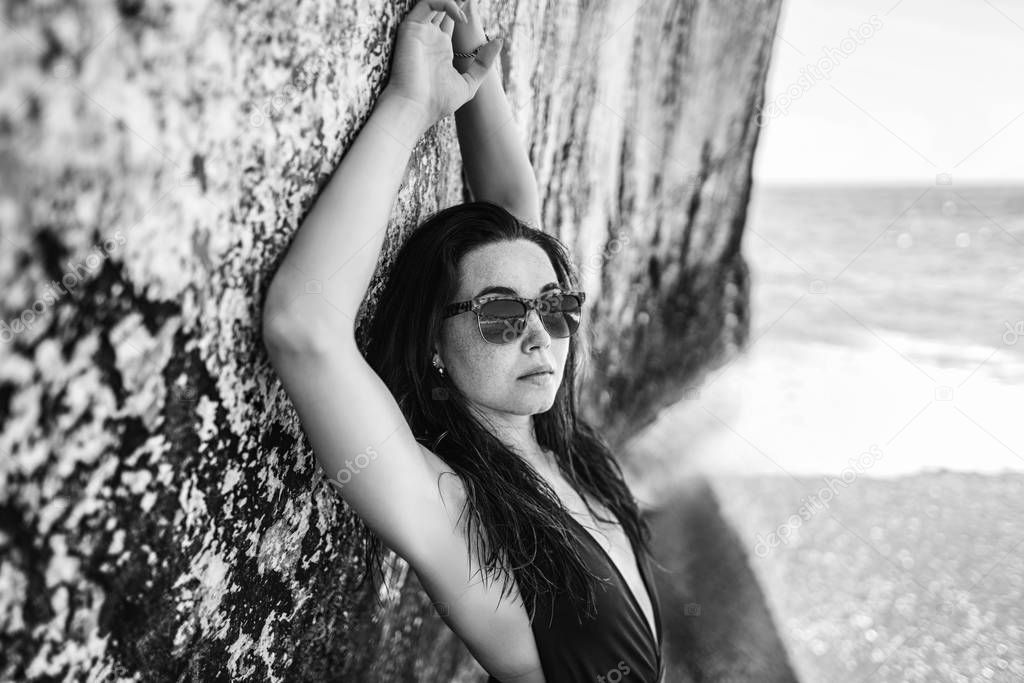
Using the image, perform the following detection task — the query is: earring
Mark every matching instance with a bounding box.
[432,355,446,376]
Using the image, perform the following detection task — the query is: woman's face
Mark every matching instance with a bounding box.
[435,239,571,419]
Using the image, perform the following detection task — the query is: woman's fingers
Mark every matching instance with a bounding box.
[408,0,449,22]
[409,0,466,24]
[440,14,455,36]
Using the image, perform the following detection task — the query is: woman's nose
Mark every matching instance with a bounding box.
[522,308,551,347]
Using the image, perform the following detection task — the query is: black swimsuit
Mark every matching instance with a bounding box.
[487,513,664,682]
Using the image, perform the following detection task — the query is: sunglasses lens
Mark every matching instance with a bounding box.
[538,292,582,338]
[478,294,583,344]
[479,299,528,344]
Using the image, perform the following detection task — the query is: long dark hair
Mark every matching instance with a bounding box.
[354,200,654,625]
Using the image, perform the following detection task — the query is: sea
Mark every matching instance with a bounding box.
[629,183,1024,479]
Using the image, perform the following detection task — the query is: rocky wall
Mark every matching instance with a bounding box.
[0,0,780,679]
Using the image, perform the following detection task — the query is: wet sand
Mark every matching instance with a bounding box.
[711,471,1024,682]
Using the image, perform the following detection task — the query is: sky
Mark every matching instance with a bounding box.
[752,0,1024,185]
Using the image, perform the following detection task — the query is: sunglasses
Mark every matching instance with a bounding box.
[442,290,587,344]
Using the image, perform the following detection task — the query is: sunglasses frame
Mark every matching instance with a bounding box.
[442,289,587,345]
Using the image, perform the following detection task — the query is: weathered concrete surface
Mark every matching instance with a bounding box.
[0,0,781,680]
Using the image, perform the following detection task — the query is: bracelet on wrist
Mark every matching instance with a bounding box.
[453,31,491,59]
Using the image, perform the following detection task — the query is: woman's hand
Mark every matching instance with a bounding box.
[451,0,490,72]
[385,0,503,127]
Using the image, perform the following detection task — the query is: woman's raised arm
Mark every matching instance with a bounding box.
[257,0,499,570]
[262,92,429,337]
[262,0,500,341]
[452,0,541,228]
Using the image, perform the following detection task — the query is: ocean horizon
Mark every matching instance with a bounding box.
[630,182,1023,479]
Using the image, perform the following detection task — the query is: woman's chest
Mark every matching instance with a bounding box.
[538,472,659,643]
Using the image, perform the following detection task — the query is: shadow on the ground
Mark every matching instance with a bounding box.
[643,476,800,683]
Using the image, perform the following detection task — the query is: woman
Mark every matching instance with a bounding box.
[261,1,664,681]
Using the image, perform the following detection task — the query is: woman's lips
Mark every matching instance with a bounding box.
[518,371,554,382]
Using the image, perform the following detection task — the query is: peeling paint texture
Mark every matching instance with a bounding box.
[0,0,780,680]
